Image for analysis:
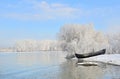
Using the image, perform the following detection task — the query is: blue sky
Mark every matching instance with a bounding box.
[0,0,120,47]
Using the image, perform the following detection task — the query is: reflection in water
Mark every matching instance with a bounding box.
[60,60,120,79]
[16,53,51,66]
[16,52,65,67]
[104,65,120,79]
[16,53,37,66]
[0,52,120,79]
[60,60,105,79]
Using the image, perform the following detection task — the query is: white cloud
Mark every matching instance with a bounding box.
[0,0,81,20]
[31,1,80,19]
[1,13,53,20]
[0,0,120,21]
[51,3,66,8]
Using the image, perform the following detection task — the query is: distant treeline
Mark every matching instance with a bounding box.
[1,24,120,54]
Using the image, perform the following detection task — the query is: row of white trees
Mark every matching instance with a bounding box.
[15,40,61,52]
[14,23,120,54]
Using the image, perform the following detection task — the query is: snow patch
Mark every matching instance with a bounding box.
[84,54,120,65]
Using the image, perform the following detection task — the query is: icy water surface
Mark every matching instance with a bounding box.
[0,52,120,79]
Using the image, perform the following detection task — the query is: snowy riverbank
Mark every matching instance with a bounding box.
[83,54,120,66]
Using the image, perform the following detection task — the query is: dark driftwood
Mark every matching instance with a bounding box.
[75,49,106,59]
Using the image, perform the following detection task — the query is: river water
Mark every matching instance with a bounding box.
[0,52,120,79]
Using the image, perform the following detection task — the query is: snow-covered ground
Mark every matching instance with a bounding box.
[83,54,120,66]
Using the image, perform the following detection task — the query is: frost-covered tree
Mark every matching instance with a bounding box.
[58,24,108,55]
[15,40,37,52]
[15,40,61,52]
[107,33,120,54]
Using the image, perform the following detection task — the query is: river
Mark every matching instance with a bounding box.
[0,52,120,79]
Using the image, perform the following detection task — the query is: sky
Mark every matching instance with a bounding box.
[0,0,120,47]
